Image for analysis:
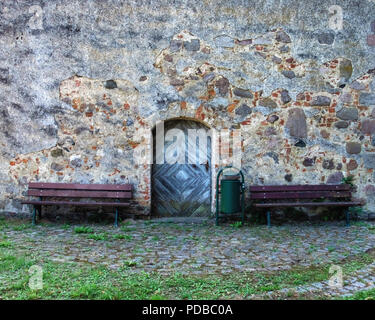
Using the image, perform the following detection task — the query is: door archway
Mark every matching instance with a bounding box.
[151,119,212,217]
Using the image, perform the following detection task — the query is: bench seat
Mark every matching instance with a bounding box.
[22,200,130,207]
[21,182,132,226]
[254,201,362,208]
[249,184,363,226]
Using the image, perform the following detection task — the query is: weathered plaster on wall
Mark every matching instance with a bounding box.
[1,0,375,216]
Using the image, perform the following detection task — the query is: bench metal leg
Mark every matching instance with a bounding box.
[38,197,42,220]
[37,205,42,220]
[114,208,119,227]
[32,206,36,226]
[346,210,350,227]
[241,189,245,226]
[267,211,271,227]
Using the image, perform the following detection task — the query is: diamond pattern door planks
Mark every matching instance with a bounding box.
[151,120,211,217]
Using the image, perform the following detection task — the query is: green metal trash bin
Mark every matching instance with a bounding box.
[216,166,245,225]
[220,175,241,214]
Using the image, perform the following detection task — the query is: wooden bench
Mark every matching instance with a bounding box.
[21,182,132,227]
[249,184,363,227]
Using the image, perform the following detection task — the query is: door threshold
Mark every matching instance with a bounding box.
[150,217,213,224]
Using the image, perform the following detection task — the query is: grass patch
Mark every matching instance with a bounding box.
[342,288,375,300]
[230,221,243,228]
[13,224,32,231]
[149,294,166,300]
[123,259,138,268]
[112,234,132,240]
[87,233,108,241]
[120,226,136,232]
[367,224,375,234]
[61,223,71,230]
[121,221,133,226]
[0,241,12,248]
[74,226,94,234]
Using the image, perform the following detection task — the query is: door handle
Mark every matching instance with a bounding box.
[205,161,209,171]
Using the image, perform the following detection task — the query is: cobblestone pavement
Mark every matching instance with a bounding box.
[2,218,375,298]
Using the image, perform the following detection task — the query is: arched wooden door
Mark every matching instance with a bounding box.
[151,119,211,217]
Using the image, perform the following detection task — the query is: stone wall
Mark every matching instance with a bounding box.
[1,0,375,217]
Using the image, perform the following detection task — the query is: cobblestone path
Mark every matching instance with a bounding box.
[2,218,375,298]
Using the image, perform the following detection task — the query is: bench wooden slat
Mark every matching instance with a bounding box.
[21,200,130,207]
[254,201,363,208]
[249,183,362,227]
[249,184,351,192]
[24,181,133,226]
[250,191,351,200]
[28,182,132,191]
[28,189,132,199]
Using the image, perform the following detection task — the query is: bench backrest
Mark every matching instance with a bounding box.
[27,182,132,199]
[249,184,352,201]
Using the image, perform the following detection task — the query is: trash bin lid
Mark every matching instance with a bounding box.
[222,174,240,180]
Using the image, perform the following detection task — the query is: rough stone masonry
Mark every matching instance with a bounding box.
[1,0,375,217]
